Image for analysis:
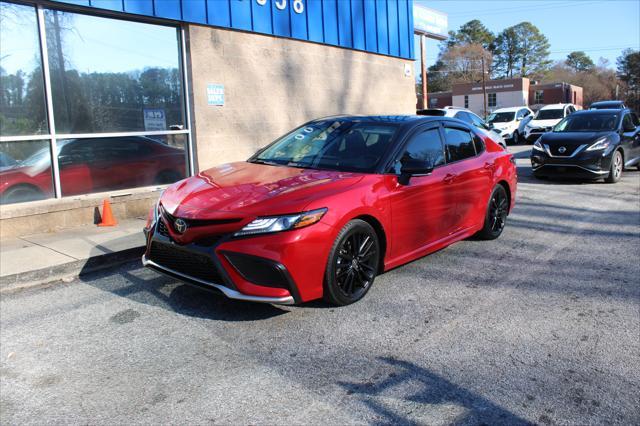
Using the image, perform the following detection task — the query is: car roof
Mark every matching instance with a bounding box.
[316,114,426,123]
[492,106,528,113]
[567,109,623,116]
[591,100,624,106]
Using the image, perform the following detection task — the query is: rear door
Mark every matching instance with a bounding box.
[442,125,493,232]
[388,125,457,258]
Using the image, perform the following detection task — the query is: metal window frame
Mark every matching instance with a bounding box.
[1,0,194,200]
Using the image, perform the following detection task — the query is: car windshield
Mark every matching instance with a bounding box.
[535,109,564,120]
[488,112,515,123]
[250,120,399,173]
[554,113,619,132]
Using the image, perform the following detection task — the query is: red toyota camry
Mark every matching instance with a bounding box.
[143,115,517,305]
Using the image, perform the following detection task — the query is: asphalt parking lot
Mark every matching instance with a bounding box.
[1,145,639,425]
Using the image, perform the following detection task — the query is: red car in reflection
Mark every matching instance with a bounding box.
[143,116,517,305]
[0,137,186,204]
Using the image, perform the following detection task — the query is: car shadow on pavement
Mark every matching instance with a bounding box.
[79,257,289,322]
[337,356,532,425]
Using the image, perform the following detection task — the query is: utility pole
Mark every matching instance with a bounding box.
[420,35,428,109]
[481,56,487,118]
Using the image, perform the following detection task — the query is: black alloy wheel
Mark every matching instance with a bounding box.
[477,185,509,240]
[605,150,623,183]
[324,219,380,306]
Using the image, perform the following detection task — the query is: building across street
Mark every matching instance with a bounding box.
[427,77,583,116]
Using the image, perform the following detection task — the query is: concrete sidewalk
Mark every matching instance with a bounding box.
[0,219,146,292]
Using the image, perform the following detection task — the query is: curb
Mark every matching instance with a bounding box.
[0,246,146,294]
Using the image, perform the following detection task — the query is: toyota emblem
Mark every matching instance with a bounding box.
[558,146,567,154]
[174,218,187,234]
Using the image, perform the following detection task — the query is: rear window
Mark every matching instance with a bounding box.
[535,109,564,120]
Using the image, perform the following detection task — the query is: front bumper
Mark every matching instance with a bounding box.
[530,147,613,179]
[142,255,296,304]
[142,214,335,304]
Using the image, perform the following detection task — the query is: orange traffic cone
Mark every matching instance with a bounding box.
[98,199,117,227]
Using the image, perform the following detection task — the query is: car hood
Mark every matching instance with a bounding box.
[540,131,614,146]
[160,161,365,219]
[528,119,561,128]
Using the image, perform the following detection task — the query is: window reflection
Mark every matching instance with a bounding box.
[0,2,48,136]
[44,9,184,133]
[0,140,54,204]
[57,135,187,196]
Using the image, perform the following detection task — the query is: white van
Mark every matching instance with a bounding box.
[524,104,577,143]
[487,106,533,144]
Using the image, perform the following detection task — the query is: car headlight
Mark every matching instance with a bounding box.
[533,140,545,152]
[234,208,327,237]
[586,137,610,151]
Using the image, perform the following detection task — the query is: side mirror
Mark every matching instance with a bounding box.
[398,158,433,185]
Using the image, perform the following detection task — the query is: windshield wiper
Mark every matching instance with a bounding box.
[249,158,282,166]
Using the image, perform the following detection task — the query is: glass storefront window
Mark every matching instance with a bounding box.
[0,140,54,204]
[57,134,187,196]
[44,9,184,134]
[0,1,190,205]
[0,2,48,136]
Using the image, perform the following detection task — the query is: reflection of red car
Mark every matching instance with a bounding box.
[143,116,517,306]
[0,137,186,204]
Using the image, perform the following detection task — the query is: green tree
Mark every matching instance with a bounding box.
[565,51,594,73]
[493,27,519,78]
[447,19,495,51]
[617,49,640,111]
[493,22,551,78]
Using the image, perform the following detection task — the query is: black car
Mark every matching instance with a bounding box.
[590,100,626,110]
[531,109,640,183]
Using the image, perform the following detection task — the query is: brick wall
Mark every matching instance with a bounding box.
[187,24,416,171]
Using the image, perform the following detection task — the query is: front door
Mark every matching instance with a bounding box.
[388,125,457,259]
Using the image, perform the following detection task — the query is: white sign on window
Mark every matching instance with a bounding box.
[143,108,166,131]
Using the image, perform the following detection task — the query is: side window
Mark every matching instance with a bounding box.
[622,114,635,131]
[469,113,487,129]
[444,127,477,163]
[631,113,640,127]
[455,111,473,124]
[394,128,445,173]
[473,133,485,154]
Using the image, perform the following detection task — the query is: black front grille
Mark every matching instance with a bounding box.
[550,145,579,156]
[156,219,170,237]
[148,242,224,285]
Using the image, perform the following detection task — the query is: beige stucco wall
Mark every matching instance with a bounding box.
[187,24,416,171]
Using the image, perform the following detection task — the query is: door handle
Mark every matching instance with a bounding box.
[443,173,456,183]
[483,162,495,170]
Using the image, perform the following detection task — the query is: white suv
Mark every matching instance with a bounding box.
[417,107,507,148]
[524,104,577,143]
[487,106,533,144]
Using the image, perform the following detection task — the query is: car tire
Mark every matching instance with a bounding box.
[476,185,509,240]
[323,219,380,306]
[604,150,623,184]
[0,185,45,204]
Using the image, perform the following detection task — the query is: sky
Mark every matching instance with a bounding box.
[417,0,640,69]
